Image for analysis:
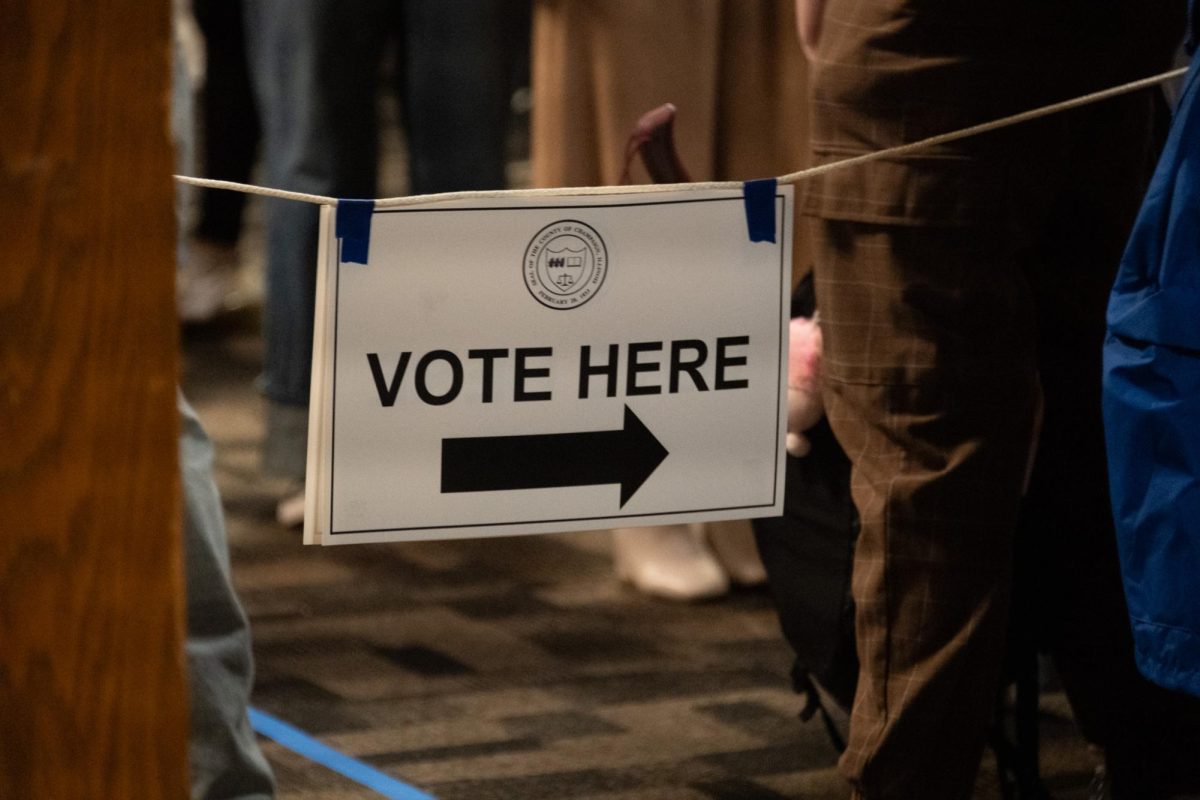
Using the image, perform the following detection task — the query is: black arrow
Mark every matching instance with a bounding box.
[441,405,668,508]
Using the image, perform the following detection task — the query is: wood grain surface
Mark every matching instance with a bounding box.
[0,1,189,797]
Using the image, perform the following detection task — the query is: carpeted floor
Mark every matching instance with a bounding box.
[183,313,1102,800]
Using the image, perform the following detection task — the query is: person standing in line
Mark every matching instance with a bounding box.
[242,0,524,524]
[531,0,809,600]
[797,1,1200,796]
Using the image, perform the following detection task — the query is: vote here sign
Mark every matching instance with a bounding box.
[303,187,792,545]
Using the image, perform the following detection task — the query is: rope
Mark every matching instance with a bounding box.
[174,65,1188,208]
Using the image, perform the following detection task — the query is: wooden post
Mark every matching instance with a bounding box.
[0,1,189,797]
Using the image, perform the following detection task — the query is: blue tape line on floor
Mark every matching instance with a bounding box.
[249,707,436,799]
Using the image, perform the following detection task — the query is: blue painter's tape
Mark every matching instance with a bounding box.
[336,199,376,264]
[742,178,777,243]
[249,707,436,799]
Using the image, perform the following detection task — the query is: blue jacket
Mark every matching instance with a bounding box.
[1103,50,1200,698]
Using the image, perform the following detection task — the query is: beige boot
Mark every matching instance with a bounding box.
[612,525,729,601]
[275,488,306,529]
[705,519,767,587]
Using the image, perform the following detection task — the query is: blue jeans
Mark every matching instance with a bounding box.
[243,0,518,477]
[181,394,276,799]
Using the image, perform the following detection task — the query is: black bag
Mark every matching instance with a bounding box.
[752,275,859,741]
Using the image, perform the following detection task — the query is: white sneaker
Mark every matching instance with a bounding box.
[178,239,239,323]
[612,525,729,601]
[705,519,768,587]
[275,489,306,528]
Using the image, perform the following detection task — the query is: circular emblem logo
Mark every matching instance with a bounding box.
[523,220,608,309]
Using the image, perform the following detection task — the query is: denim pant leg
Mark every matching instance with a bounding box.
[243,0,389,476]
[399,0,517,194]
[180,393,275,800]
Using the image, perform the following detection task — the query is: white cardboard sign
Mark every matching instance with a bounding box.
[304,188,792,544]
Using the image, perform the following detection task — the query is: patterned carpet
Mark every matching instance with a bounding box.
[183,315,1102,800]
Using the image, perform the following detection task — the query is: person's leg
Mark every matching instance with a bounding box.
[193,0,259,246]
[812,221,1040,799]
[179,0,260,324]
[242,0,388,480]
[179,393,275,799]
[396,0,517,194]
